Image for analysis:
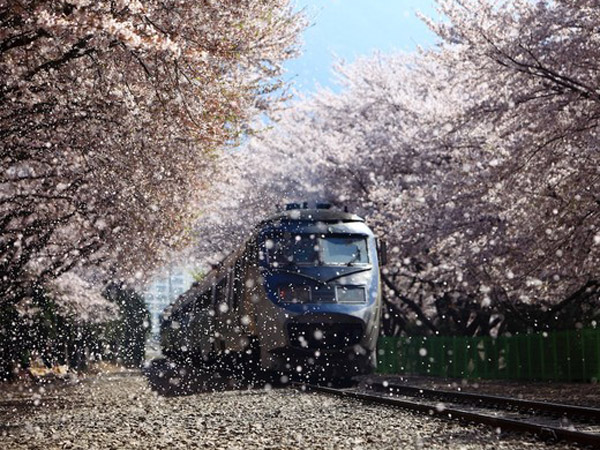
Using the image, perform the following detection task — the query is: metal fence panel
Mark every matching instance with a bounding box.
[376,329,600,382]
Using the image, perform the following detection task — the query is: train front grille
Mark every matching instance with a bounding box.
[287,322,364,350]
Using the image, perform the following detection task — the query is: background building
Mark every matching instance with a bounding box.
[144,267,195,335]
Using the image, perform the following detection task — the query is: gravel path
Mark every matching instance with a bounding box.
[0,372,581,449]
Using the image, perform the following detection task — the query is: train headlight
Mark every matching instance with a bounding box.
[336,286,366,303]
[277,285,311,303]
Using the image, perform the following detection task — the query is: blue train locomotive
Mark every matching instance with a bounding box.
[161,203,384,377]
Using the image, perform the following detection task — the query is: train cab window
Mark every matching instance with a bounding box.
[266,233,319,266]
[321,236,369,265]
[265,234,369,267]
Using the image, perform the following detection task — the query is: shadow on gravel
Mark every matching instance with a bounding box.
[142,358,284,396]
[143,358,355,397]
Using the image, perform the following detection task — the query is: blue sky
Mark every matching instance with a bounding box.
[284,0,439,93]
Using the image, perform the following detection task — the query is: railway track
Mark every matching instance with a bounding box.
[368,381,600,422]
[294,381,600,447]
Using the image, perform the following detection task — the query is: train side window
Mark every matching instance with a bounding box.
[232,260,244,310]
[215,278,227,307]
[211,282,217,306]
[197,290,211,310]
[226,270,234,309]
[248,241,259,268]
[180,301,193,326]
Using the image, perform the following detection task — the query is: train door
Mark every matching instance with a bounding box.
[178,300,194,359]
[221,260,249,352]
[218,269,235,352]
[213,275,228,353]
[232,259,245,322]
[189,288,214,359]
[240,242,261,329]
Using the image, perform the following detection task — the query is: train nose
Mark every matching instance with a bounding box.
[285,314,365,351]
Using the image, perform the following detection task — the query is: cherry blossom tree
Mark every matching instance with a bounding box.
[422,0,600,331]
[1,0,305,306]
[0,272,119,377]
[191,0,600,336]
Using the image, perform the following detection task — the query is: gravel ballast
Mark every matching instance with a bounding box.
[0,372,582,449]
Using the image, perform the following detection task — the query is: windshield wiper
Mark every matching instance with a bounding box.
[346,251,361,266]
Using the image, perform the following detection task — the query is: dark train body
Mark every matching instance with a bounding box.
[161,204,383,377]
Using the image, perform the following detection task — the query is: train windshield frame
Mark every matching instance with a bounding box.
[263,233,370,267]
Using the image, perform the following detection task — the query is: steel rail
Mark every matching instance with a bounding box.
[294,383,600,447]
[368,382,600,422]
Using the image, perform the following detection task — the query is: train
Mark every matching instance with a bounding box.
[160,203,384,378]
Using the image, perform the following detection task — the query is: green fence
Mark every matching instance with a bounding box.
[377,329,600,382]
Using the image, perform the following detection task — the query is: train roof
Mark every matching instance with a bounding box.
[261,208,364,225]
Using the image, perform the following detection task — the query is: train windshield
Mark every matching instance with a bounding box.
[265,234,369,267]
